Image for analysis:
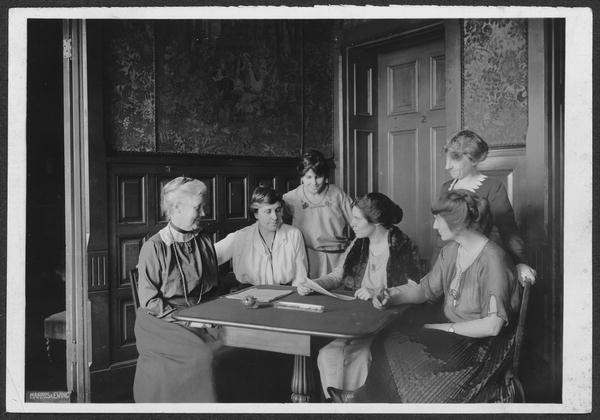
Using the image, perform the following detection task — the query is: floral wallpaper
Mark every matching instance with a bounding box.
[462,19,528,146]
[103,20,334,157]
[302,21,337,156]
[103,21,156,152]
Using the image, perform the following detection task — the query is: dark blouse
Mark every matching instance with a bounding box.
[137,227,218,321]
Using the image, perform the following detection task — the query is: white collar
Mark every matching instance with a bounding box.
[159,223,198,246]
[449,173,487,193]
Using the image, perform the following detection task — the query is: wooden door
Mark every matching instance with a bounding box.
[377,37,446,262]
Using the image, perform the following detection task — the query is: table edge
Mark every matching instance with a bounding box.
[173,314,373,340]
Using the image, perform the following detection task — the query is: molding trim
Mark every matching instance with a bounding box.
[88,250,108,291]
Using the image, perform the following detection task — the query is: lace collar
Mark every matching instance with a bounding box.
[159,223,198,246]
[448,173,488,193]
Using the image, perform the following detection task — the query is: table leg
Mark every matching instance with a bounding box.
[291,354,314,403]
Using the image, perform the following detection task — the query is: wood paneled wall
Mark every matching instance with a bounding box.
[89,154,298,401]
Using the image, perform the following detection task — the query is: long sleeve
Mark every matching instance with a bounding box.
[419,244,455,303]
[214,231,237,265]
[487,181,528,264]
[340,190,354,226]
[137,240,174,319]
[291,228,309,286]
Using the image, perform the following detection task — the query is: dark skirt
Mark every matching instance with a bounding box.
[133,308,222,403]
[356,303,516,403]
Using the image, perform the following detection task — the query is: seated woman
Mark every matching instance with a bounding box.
[134,177,222,403]
[437,129,536,285]
[329,190,521,403]
[215,186,308,286]
[297,192,421,400]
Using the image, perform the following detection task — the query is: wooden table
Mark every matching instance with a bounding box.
[174,285,406,402]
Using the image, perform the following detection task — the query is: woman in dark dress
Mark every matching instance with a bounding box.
[436,129,536,285]
[329,190,521,403]
[133,177,221,402]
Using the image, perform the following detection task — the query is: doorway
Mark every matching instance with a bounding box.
[25,19,67,393]
[343,23,447,266]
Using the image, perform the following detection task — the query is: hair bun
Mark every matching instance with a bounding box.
[391,203,403,224]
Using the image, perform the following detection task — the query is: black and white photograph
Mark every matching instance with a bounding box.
[4,4,593,414]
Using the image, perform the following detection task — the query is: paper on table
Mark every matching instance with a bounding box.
[304,278,356,301]
[225,287,293,303]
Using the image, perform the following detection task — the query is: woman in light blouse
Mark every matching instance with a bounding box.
[283,150,353,278]
[215,186,308,286]
[297,192,421,400]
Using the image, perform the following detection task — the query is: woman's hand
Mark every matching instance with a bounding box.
[372,288,391,310]
[516,263,536,286]
[354,287,376,300]
[296,280,313,296]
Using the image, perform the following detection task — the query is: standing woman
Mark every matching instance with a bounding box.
[215,186,308,286]
[134,177,221,402]
[439,130,536,284]
[283,150,353,278]
[297,192,421,399]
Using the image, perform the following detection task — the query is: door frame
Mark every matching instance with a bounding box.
[63,19,91,403]
[340,20,461,197]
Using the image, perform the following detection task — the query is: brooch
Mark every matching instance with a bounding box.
[301,201,309,209]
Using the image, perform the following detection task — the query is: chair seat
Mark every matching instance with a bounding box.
[44,310,66,341]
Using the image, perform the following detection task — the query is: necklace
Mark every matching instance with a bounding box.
[168,225,202,306]
[448,239,488,306]
[258,227,277,281]
[301,184,330,208]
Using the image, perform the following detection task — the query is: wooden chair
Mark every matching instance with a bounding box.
[129,268,140,309]
[504,281,531,402]
[43,310,67,363]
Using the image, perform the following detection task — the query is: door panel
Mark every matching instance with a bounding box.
[377,37,445,262]
[346,49,378,198]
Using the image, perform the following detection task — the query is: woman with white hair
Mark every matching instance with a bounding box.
[133,176,221,403]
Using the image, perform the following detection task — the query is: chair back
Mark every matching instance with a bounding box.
[129,268,140,309]
[512,282,531,375]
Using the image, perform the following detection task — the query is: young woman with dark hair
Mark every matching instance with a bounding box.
[283,150,353,278]
[297,192,421,400]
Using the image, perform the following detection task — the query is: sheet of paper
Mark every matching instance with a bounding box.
[304,278,356,301]
[225,287,293,303]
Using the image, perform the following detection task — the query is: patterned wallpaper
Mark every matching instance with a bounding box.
[103,21,156,152]
[462,19,528,147]
[303,20,337,154]
[103,20,334,157]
